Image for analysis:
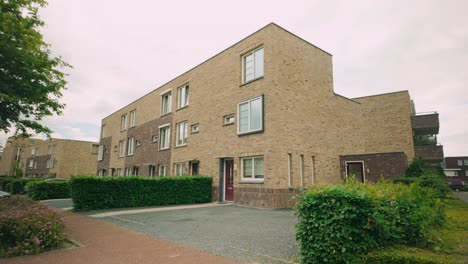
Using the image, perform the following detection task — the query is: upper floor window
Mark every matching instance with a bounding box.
[176,121,188,146]
[224,114,235,125]
[177,84,189,109]
[191,123,199,134]
[129,110,136,127]
[121,114,127,131]
[161,91,172,116]
[464,160,468,166]
[458,160,463,166]
[238,96,263,135]
[159,124,170,150]
[242,47,264,83]
[97,145,104,161]
[127,138,135,156]
[241,156,264,182]
[47,146,52,155]
[31,148,36,157]
[119,140,126,157]
[101,124,107,138]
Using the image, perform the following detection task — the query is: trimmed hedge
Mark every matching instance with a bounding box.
[295,181,445,264]
[0,196,66,258]
[70,176,212,211]
[27,181,71,200]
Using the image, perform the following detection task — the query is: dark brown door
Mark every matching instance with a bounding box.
[346,162,364,183]
[224,160,234,201]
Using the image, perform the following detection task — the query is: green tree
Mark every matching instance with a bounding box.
[406,157,429,177]
[0,0,71,136]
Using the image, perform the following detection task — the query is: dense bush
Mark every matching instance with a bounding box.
[6,179,26,194]
[393,173,451,198]
[27,181,70,200]
[70,176,212,211]
[0,196,66,258]
[295,181,445,264]
[0,177,17,191]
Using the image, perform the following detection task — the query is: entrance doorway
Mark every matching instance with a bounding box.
[346,161,365,183]
[224,159,234,201]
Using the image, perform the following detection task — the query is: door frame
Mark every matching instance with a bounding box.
[345,161,365,183]
[223,159,234,202]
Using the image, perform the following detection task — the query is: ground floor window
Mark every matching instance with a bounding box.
[158,164,167,176]
[149,165,157,176]
[241,156,264,181]
[132,166,139,176]
[125,167,132,176]
[174,162,187,176]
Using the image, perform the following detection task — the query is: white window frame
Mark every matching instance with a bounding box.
[119,140,126,157]
[101,124,107,138]
[97,145,104,161]
[129,110,136,127]
[191,123,199,133]
[224,114,235,125]
[344,161,366,183]
[47,146,52,155]
[177,84,189,109]
[161,91,172,116]
[29,160,34,168]
[125,167,132,176]
[121,114,127,131]
[127,138,135,156]
[31,148,36,157]
[464,160,468,166]
[237,96,263,135]
[458,160,463,166]
[159,124,171,150]
[176,121,188,147]
[241,156,264,182]
[242,47,264,83]
[158,164,167,176]
[174,162,187,176]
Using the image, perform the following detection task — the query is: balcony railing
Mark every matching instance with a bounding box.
[414,145,444,162]
[411,112,439,135]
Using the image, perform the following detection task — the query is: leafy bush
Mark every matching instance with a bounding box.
[6,180,26,194]
[406,157,429,177]
[295,181,445,264]
[0,196,66,258]
[393,173,451,198]
[27,181,70,200]
[70,176,212,211]
[0,177,17,191]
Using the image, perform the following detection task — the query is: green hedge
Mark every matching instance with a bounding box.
[295,181,445,264]
[27,181,70,200]
[70,176,212,211]
[0,196,66,258]
[393,174,451,198]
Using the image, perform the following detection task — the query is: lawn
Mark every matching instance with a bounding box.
[365,197,468,263]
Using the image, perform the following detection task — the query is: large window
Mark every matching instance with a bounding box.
[238,96,263,134]
[161,92,172,116]
[159,124,170,150]
[242,47,264,83]
[119,140,126,157]
[458,160,462,166]
[174,162,187,176]
[176,121,188,146]
[241,156,264,181]
[127,138,135,156]
[129,110,136,127]
[464,160,468,166]
[121,114,127,131]
[46,159,55,169]
[177,84,189,109]
[97,145,104,161]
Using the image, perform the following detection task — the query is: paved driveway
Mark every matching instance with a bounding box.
[42,200,298,263]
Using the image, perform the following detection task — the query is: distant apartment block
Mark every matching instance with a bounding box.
[444,157,468,185]
[96,23,443,208]
[0,136,99,178]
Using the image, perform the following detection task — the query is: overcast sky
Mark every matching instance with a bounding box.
[1,0,467,156]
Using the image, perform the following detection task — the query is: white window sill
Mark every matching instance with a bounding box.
[239,180,264,184]
[159,147,170,151]
[175,144,187,148]
[160,112,172,117]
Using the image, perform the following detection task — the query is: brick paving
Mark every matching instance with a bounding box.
[3,209,238,264]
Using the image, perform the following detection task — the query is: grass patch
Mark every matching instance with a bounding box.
[365,198,468,263]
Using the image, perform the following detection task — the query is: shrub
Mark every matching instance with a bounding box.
[0,196,66,258]
[27,181,70,200]
[70,176,212,211]
[0,177,17,191]
[295,181,445,264]
[393,173,451,198]
[406,157,429,177]
[6,180,26,194]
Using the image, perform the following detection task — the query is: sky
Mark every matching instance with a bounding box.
[1,0,467,156]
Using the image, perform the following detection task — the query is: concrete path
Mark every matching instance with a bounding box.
[456,192,468,203]
[3,209,238,264]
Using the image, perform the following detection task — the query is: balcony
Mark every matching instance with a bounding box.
[411,112,439,135]
[414,145,444,162]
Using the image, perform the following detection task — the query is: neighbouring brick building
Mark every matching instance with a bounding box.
[444,157,468,185]
[0,136,99,178]
[97,23,443,208]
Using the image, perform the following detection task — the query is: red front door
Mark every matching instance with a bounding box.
[224,160,234,201]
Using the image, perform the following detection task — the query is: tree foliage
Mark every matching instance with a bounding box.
[0,0,70,136]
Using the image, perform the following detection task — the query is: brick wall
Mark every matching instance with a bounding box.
[339,152,408,182]
[25,154,51,177]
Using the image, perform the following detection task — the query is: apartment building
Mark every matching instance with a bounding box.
[444,157,468,185]
[0,136,99,178]
[0,137,43,176]
[97,23,443,208]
